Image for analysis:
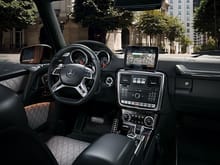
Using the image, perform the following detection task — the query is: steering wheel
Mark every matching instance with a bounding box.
[48,44,100,105]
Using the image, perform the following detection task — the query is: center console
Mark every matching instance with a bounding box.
[73,46,165,165]
[117,46,165,163]
[74,70,165,164]
[117,70,165,151]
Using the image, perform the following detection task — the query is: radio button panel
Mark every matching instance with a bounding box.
[117,70,165,111]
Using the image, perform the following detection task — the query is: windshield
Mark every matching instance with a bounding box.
[0,0,219,62]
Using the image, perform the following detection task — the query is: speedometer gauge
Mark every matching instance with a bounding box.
[97,50,110,68]
[70,49,88,65]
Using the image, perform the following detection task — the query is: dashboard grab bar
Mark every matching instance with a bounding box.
[176,64,220,78]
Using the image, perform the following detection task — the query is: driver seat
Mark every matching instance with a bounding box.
[0,84,89,165]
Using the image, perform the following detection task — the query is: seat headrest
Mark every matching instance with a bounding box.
[0,85,28,130]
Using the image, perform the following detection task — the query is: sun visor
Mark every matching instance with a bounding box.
[114,0,162,11]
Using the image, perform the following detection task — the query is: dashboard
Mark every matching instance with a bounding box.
[45,41,220,116]
[2,40,220,116]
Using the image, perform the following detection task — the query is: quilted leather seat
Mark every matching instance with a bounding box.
[0,85,89,165]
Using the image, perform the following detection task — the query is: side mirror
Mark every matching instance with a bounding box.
[20,44,53,64]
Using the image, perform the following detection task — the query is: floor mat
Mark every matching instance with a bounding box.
[68,112,114,143]
[177,127,220,165]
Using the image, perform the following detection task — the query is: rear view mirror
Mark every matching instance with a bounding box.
[114,0,162,11]
[20,44,53,64]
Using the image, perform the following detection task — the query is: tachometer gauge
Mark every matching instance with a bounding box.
[70,49,88,65]
[97,50,110,68]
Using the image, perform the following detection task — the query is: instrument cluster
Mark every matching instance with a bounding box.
[69,49,111,69]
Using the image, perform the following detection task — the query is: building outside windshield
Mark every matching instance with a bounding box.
[0,0,219,62]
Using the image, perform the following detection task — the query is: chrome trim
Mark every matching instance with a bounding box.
[70,49,88,65]
[117,69,165,111]
[41,73,49,85]
[134,135,146,155]
[144,116,154,127]
[62,52,70,57]
[105,76,114,87]
[51,78,88,98]
[176,64,220,78]
[122,109,157,130]
[97,50,111,67]
[52,64,64,76]
[51,65,94,98]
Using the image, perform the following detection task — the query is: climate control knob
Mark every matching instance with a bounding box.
[144,116,154,127]
[122,113,131,122]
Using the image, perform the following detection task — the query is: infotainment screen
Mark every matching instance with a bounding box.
[125,46,158,71]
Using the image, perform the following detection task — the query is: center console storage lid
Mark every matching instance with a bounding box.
[73,133,136,165]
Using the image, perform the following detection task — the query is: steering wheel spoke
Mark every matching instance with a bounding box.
[84,66,94,80]
[74,80,88,98]
[52,64,63,76]
[51,79,64,93]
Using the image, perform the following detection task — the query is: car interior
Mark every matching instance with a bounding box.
[1,0,220,165]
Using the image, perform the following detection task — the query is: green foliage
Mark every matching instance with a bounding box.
[136,10,185,43]
[136,10,167,36]
[194,45,202,52]
[194,37,217,52]
[201,37,216,50]
[0,0,37,31]
[73,0,133,31]
[166,16,185,42]
[180,35,192,53]
[194,0,220,43]
[194,0,210,33]
[180,35,192,47]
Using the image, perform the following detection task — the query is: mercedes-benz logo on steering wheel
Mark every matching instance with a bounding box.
[66,70,75,78]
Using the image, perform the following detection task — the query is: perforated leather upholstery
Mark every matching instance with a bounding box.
[25,102,90,165]
[0,85,90,165]
[47,136,90,165]
[25,102,50,129]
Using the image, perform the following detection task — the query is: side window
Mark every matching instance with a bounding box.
[0,1,42,63]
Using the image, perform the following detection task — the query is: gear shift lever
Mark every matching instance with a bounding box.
[127,125,136,139]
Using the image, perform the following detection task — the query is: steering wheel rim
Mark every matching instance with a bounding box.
[48,44,100,105]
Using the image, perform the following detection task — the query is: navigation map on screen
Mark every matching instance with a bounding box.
[125,46,158,70]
